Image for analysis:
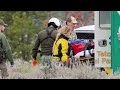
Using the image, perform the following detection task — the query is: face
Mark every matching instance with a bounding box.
[67,21,77,30]
[0,25,5,32]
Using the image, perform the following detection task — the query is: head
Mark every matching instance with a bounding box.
[66,16,78,30]
[48,18,61,29]
[57,25,71,39]
[0,19,7,32]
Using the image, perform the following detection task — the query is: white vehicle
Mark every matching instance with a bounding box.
[74,11,120,74]
[94,11,111,68]
[74,25,94,40]
[73,25,95,65]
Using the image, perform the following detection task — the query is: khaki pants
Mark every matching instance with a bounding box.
[0,61,9,79]
[40,55,56,78]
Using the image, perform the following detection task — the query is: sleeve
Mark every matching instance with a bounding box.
[52,30,58,39]
[1,34,13,63]
[32,33,41,59]
[60,40,69,62]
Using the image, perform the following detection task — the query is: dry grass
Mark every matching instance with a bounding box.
[0,59,119,79]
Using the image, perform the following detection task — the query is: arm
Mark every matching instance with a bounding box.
[60,39,69,62]
[1,34,14,64]
[32,33,41,60]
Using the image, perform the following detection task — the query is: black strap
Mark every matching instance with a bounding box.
[83,41,90,51]
[0,39,3,52]
[83,40,93,57]
[88,49,94,57]
[82,42,88,57]
[40,29,55,43]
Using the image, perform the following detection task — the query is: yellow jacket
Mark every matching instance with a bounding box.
[53,34,70,62]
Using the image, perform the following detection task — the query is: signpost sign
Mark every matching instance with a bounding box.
[111,11,120,73]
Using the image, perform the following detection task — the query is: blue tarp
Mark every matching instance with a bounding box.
[69,39,89,45]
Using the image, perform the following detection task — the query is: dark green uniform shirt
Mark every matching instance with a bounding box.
[0,33,13,63]
[32,26,58,59]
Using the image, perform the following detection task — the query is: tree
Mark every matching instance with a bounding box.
[0,11,93,61]
[0,11,49,61]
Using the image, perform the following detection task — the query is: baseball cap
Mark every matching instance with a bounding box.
[66,16,78,24]
[0,19,8,26]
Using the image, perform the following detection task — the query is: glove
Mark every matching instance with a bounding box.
[67,58,70,65]
[32,59,38,66]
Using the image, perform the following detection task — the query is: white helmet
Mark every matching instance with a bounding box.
[48,18,61,27]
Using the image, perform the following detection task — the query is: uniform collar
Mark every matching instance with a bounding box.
[59,34,69,41]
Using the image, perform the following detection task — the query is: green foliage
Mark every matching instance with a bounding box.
[0,11,66,61]
[0,11,49,61]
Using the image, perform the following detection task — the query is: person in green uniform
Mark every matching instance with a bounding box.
[0,19,14,79]
[32,18,61,78]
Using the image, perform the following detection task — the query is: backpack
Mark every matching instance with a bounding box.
[37,29,55,54]
[40,29,55,43]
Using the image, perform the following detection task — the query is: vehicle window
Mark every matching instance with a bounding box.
[76,33,94,39]
[99,11,111,29]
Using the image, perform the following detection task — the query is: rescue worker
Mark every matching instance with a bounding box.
[52,25,71,67]
[32,18,61,78]
[63,16,78,67]
[66,15,78,40]
[61,15,78,40]
[0,19,14,79]
[66,15,78,30]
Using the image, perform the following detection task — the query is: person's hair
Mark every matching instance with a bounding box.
[66,15,76,25]
[57,25,71,38]
[48,22,58,28]
[52,25,71,53]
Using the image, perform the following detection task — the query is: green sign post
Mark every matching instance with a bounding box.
[111,11,120,73]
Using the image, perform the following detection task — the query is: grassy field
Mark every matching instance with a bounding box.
[0,59,120,79]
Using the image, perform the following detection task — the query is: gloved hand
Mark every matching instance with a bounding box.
[67,58,70,65]
[32,59,38,66]
[10,62,14,67]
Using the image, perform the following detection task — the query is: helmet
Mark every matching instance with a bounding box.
[48,18,61,27]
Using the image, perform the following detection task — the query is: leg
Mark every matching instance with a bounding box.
[0,62,9,79]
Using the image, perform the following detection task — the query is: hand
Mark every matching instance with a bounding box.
[32,59,38,66]
[10,62,14,67]
[10,62,14,66]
